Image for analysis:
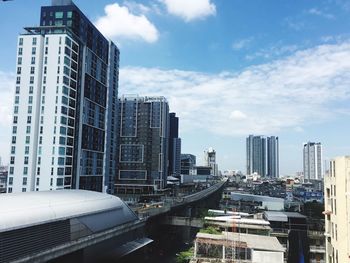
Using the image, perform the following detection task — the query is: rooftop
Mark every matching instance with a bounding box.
[0,190,136,232]
[196,232,285,252]
[263,211,307,222]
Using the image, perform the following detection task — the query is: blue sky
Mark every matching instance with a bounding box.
[1,0,350,174]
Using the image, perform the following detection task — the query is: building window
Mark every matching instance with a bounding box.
[17,57,22,65]
[11,136,16,144]
[8,177,13,185]
[8,187,12,193]
[22,188,26,192]
[28,106,32,114]
[26,126,31,134]
[17,67,21,74]
[15,86,20,94]
[9,167,14,175]
[67,11,72,18]
[23,167,28,175]
[16,76,20,84]
[25,136,30,144]
[30,76,34,84]
[31,57,35,65]
[10,156,15,164]
[13,116,18,124]
[28,96,33,104]
[36,177,40,186]
[24,156,29,165]
[55,11,63,19]
[37,167,40,175]
[59,147,65,155]
[27,116,32,124]
[32,47,36,55]
[29,86,33,94]
[30,67,35,74]
[19,38,23,46]
[12,126,17,134]
[18,48,23,55]
[25,146,29,154]
[14,106,18,114]
[32,37,37,45]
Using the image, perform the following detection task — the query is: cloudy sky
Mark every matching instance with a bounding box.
[1,0,350,174]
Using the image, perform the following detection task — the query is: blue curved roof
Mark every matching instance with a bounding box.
[0,190,138,232]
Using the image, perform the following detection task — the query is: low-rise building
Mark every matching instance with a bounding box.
[192,232,285,263]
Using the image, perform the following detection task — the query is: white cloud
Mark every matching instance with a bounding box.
[95,3,159,43]
[307,8,335,19]
[245,44,299,61]
[120,41,350,136]
[161,0,216,22]
[230,110,247,120]
[232,38,253,50]
[0,71,15,164]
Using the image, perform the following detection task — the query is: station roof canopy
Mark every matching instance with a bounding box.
[0,190,136,232]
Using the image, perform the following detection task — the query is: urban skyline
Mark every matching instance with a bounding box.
[1,0,350,174]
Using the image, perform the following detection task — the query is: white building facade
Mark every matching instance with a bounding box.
[303,142,323,181]
[8,1,119,193]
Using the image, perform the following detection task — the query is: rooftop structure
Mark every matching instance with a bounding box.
[193,232,284,263]
[0,190,143,262]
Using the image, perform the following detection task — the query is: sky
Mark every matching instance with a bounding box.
[1,0,350,175]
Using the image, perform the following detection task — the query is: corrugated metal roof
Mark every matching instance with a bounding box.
[263,211,307,222]
[0,190,135,232]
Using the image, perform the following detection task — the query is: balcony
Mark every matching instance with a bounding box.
[309,245,326,254]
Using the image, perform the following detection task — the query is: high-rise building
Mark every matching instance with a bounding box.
[168,113,181,177]
[204,147,218,176]
[180,154,196,175]
[7,0,119,193]
[116,95,169,194]
[324,156,350,263]
[246,135,279,177]
[303,142,323,181]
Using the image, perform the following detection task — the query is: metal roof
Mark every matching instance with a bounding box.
[0,190,135,232]
[263,211,307,222]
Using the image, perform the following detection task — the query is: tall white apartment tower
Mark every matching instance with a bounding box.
[7,1,119,193]
[303,142,323,181]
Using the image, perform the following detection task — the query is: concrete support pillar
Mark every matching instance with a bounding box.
[194,241,197,258]
[222,245,225,262]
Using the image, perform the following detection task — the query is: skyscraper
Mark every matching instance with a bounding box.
[7,0,119,193]
[168,113,181,177]
[246,135,279,177]
[303,142,322,181]
[116,95,169,195]
[181,154,196,175]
